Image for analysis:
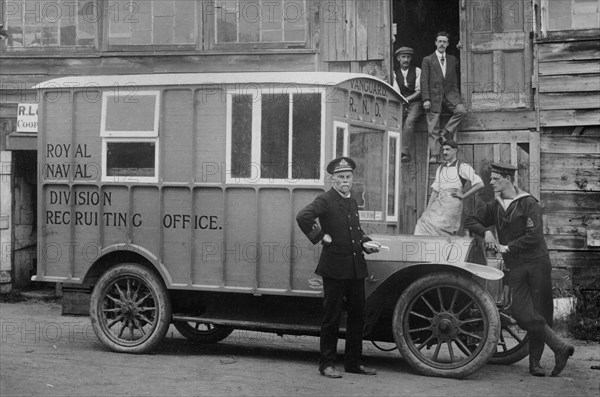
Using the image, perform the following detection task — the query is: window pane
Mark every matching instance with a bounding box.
[335,127,345,158]
[387,136,397,216]
[292,93,321,180]
[547,0,572,30]
[215,0,306,44]
[261,93,289,179]
[573,0,600,29]
[349,129,384,220]
[107,142,155,177]
[231,95,253,178]
[284,0,306,41]
[105,95,156,132]
[108,0,196,45]
[7,0,97,48]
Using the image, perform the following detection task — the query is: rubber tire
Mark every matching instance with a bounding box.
[489,311,529,365]
[173,321,234,343]
[393,272,500,379]
[90,263,172,353]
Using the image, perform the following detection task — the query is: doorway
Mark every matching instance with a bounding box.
[393,0,461,72]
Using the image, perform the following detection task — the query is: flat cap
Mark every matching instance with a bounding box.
[490,162,518,176]
[395,46,414,56]
[442,139,458,149]
[326,157,356,174]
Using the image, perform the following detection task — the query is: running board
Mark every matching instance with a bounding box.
[172,314,327,337]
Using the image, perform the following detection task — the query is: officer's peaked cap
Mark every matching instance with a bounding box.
[327,157,356,174]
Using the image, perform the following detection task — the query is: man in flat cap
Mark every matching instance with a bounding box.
[296,157,378,379]
[465,163,574,377]
[414,140,483,236]
[393,46,423,163]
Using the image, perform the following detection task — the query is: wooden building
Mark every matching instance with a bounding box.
[0,0,598,292]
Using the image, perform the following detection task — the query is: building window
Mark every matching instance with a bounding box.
[542,0,599,31]
[226,90,323,184]
[108,0,197,46]
[101,91,160,182]
[5,0,97,48]
[215,0,307,45]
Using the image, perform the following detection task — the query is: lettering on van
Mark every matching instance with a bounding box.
[46,143,95,179]
[46,211,142,227]
[162,214,221,230]
[348,96,382,118]
[349,79,389,97]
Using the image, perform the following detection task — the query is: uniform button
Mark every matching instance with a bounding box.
[350,227,352,230]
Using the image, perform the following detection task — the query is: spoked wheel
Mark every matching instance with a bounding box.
[489,310,529,364]
[90,263,172,353]
[393,272,500,379]
[174,321,234,343]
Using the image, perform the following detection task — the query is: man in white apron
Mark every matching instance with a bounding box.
[414,140,483,236]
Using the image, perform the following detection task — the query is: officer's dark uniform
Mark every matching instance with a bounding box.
[296,157,374,376]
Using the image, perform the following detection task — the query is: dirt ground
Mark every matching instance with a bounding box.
[1,299,599,397]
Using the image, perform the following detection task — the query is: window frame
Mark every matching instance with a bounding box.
[225,87,325,185]
[333,121,348,158]
[100,90,160,137]
[208,0,310,51]
[104,0,200,51]
[386,131,400,222]
[335,124,400,223]
[3,0,100,52]
[100,90,160,183]
[540,0,600,36]
[101,137,159,183]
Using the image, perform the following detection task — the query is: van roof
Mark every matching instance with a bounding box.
[33,72,394,90]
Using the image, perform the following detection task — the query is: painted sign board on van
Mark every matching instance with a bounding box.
[17,103,38,133]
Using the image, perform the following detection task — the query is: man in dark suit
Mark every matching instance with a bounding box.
[421,31,467,163]
[296,157,378,379]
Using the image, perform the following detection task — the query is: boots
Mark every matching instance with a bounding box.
[545,325,575,377]
[529,357,545,377]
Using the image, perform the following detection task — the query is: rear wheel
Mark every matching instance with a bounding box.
[90,263,171,353]
[174,321,233,343]
[393,272,500,378]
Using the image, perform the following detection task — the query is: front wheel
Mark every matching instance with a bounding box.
[393,272,500,379]
[90,263,172,353]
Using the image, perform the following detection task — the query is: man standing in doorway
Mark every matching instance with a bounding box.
[296,157,379,379]
[465,163,575,377]
[421,31,467,163]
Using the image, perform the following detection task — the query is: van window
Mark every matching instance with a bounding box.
[101,91,160,182]
[227,90,323,184]
[349,128,384,221]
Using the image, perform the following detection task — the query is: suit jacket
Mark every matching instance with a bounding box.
[296,188,371,280]
[420,52,462,112]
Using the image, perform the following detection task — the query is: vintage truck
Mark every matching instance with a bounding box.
[33,72,527,378]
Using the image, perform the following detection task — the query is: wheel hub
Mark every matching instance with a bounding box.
[432,313,458,341]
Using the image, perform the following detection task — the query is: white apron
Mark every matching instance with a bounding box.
[414,163,465,236]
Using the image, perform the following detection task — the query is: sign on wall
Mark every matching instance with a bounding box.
[17,104,38,133]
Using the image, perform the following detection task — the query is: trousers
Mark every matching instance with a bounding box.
[426,98,466,154]
[508,259,554,361]
[320,277,365,371]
